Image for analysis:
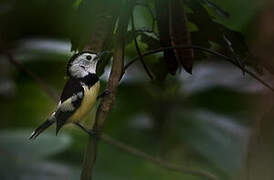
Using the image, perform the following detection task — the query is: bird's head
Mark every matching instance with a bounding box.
[67,51,106,78]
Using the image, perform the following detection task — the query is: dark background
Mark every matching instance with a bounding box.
[0,0,274,180]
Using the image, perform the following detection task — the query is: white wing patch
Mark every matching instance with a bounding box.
[59,98,75,112]
[57,92,83,112]
[69,82,100,122]
[57,101,61,108]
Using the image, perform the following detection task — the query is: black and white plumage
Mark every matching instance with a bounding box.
[30,51,103,139]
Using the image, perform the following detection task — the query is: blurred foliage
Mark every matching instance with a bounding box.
[0,0,270,180]
[0,130,77,180]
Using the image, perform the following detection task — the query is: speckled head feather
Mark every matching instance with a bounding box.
[67,51,98,78]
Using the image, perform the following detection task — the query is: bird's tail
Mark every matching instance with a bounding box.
[29,115,56,140]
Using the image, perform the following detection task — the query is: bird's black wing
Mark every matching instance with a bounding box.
[55,78,84,134]
[29,78,84,139]
[60,78,84,103]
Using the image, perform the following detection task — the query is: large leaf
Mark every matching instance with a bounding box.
[175,110,249,178]
[0,0,75,44]
[70,0,120,51]
[185,0,249,61]
[0,129,71,160]
[199,0,230,18]
[0,161,80,180]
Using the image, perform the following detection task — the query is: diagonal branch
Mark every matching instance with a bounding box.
[101,133,218,180]
[223,35,246,75]
[122,45,274,92]
[131,12,154,80]
[3,52,59,101]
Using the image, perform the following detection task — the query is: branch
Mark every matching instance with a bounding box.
[223,35,246,75]
[79,1,121,179]
[122,45,274,92]
[101,134,218,180]
[3,49,219,180]
[81,1,132,180]
[131,12,154,80]
[4,52,59,101]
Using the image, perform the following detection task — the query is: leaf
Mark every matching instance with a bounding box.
[169,0,194,74]
[176,110,248,176]
[155,0,178,75]
[70,0,120,51]
[185,0,249,62]
[0,161,80,180]
[73,0,83,9]
[139,32,160,50]
[199,0,230,18]
[0,130,71,160]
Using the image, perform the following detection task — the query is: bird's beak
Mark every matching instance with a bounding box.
[95,51,112,71]
[96,51,112,61]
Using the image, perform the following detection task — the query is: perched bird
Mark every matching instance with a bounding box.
[29,51,109,139]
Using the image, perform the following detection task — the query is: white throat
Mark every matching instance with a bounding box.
[69,60,98,78]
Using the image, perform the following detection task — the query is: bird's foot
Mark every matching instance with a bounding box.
[97,90,110,100]
[74,122,100,139]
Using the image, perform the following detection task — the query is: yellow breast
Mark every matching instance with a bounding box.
[69,81,100,122]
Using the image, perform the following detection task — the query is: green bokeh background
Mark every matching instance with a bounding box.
[0,0,268,179]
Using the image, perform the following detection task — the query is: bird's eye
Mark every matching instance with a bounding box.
[86,55,92,60]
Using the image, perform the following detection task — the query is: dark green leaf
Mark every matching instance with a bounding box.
[200,0,230,18]
[139,33,160,50]
[185,0,249,63]
[0,130,71,160]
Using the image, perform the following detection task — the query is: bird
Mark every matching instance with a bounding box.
[29,51,109,139]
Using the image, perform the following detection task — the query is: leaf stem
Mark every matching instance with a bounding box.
[4,52,59,101]
[123,45,274,92]
[131,10,154,80]
[101,133,218,180]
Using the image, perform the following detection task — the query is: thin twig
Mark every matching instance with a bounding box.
[223,35,245,75]
[3,52,59,101]
[131,12,154,80]
[122,45,274,92]
[135,29,158,36]
[101,134,218,180]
